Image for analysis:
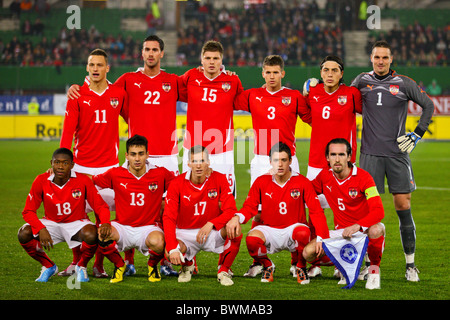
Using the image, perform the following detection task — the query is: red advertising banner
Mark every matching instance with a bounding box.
[408,96,450,115]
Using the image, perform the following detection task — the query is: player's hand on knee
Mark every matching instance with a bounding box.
[38,228,53,250]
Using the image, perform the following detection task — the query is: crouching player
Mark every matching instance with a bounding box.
[227,142,329,284]
[91,135,175,283]
[163,145,242,286]
[302,138,385,289]
[17,148,117,283]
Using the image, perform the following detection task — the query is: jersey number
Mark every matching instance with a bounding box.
[194,201,207,216]
[267,106,276,120]
[130,193,145,206]
[94,110,107,123]
[322,106,330,119]
[201,88,217,102]
[279,202,287,215]
[377,92,383,106]
[338,198,346,211]
[144,91,161,105]
[56,202,72,215]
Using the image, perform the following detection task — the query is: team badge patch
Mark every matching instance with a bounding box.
[222,82,231,92]
[162,83,171,92]
[208,189,218,199]
[110,98,119,108]
[282,96,291,106]
[72,189,82,199]
[290,189,300,199]
[149,182,158,192]
[389,85,399,95]
[348,188,358,199]
[338,95,347,105]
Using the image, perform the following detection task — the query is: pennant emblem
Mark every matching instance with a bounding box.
[222,82,231,92]
[348,188,358,199]
[322,234,369,289]
[282,96,291,106]
[290,189,300,199]
[208,188,218,199]
[338,95,347,105]
[389,85,399,95]
[162,82,171,92]
[72,189,82,200]
[149,182,158,192]
[110,98,119,108]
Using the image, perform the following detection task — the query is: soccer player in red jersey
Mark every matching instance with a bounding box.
[178,40,244,196]
[303,138,385,289]
[17,148,121,283]
[163,145,242,286]
[92,135,175,283]
[227,142,329,284]
[60,48,128,278]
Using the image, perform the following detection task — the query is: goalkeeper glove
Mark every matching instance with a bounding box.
[397,132,422,153]
[302,78,319,96]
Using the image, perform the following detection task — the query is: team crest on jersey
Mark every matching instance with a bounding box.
[338,95,347,105]
[149,182,158,192]
[208,188,218,199]
[222,82,231,92]
[162,83,171,92]
[72,189,82,200]
[282,97,291,106]
[348,188,358,199]
[110,98,119,108]
[290,189,300,199]
[389,85,399,95]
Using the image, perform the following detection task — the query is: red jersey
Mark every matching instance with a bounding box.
[22,171,110,235]
[238,173,329,239]
[234,87,311,156]
[163,171,238,252]
[93,163,174,227]
[311,166,384,229]
[115,69,181,156]
[179,68,244,154]
[60,83,127,168]
[306,84,362,169]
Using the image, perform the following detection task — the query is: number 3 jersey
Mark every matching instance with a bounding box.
[162,171,238,252]
[238,172,329,240]
[92,163,175,228]
[306,83,362,169]
[22,171,110,235]
[60,83,127,168]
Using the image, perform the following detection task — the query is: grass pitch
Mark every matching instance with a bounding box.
[0,139,449,305]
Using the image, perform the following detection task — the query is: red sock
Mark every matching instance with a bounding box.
[368,236,385,267]
[246,236,272,268]
[125,248,135,265]
[99,241,125,268]
[218,234,242,273]
[71,245,81,264]
[292,225,310,269]
[93,247,105,268]
[77,241,97,268]
[147,249,164,267]
[20,239,54,268]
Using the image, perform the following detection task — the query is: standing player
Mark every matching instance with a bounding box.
[227,142,329,284]
[68,35,181,276]
[163,145,242,286]
[60,48,128,278]
[303,55,362,278]
[178,40,244,196]
[233,55,311,277]
[303,138,385,289]
[92,135,175,283]
[351,40,434,281]
[17,148,119,283]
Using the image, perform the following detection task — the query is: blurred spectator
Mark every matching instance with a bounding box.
[10,0,21,18]
[21,19,32,35]
[33,18,45,36]
[20,0,33,12]
[427,79,442,96]
[35,0,50,17]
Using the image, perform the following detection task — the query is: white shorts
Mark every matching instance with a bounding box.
[112,221,163,256]
[251,223,308,254]
[306,165,329,208]
[330,223,385,238]
[183,148,236,195]
[22,218,94,249]
[74,163,118,212]
[250,154,300,186]
[176,228,226,261]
